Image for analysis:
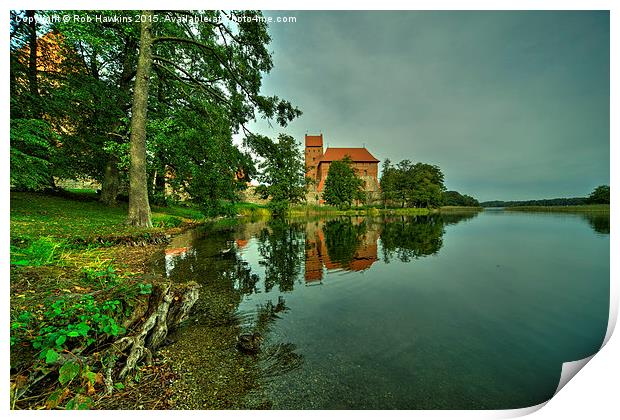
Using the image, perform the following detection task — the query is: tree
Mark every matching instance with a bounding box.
[379,159,446,208]
[254,134,307,217]
[124,10,301,226]
[442,190,480,207]
[10,10,141,202]
[587,185,610,204]
[379,159,398,208]
[10,10,302,220]
[322,156,364,208]
[127,11,155,227]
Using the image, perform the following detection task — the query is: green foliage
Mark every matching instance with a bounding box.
[138,283,153,295]
[81,265,120,288]
[252,133,307,217]
[10,192,200,246]
[10,119,57,190]
[13,294,127,362]
[152,215,183,228]
[267,200,290,218]
[442,190,480,207]
[380,159,446,208]
[10,237,65,266]
[65,393,93,410]
[587,185,610,204]
[10,10,302,226]
[323,157,365,209]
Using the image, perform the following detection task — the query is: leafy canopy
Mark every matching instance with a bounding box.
[253,134,307,216]
[322,157,365,208]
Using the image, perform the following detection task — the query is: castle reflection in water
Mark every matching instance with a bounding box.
[161,213,483,286]
[303,218,379,283]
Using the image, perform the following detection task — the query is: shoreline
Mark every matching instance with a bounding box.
[9,192,482,409]
[502,204,609,213]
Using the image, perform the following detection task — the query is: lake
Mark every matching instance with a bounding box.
[152,210,609,409]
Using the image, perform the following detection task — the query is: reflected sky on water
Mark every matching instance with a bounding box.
[153,210,609,409]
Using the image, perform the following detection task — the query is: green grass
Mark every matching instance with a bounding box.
[287,204,432,217]
[505,204,609,213]
[10,191,205,243]
[439,206,483,212]
[233,202,271,217]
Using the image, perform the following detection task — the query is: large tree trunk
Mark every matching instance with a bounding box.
[100,156,120,205]
[127,11,154,227]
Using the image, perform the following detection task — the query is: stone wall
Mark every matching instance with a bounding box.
[239,185,270,205]
[54,177,101,190]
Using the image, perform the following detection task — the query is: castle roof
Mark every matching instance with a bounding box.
[319,147,380,163]
[305,134,323,147]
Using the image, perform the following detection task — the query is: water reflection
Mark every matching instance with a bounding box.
[153,210,608,409]
[305,218,379,283]
[582,212,610,234]
[257,220,306,292]
[161,213,480,287]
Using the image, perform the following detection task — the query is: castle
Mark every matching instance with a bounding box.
[304,134,381,204]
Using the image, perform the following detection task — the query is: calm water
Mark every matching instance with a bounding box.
[153,210,609,409]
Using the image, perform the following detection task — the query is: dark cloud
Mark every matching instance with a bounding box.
[244,11,609,201]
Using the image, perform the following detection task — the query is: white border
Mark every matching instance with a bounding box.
[2,1,617,419]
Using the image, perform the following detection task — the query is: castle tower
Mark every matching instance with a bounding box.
[304,134,324,180]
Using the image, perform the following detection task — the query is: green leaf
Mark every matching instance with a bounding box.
[55,335,67,346]
[59,361,80,386]
[44,349,59,364]
[75,322,90,337]
[114,382,125,390]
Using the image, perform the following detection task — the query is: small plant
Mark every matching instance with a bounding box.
[138,283,153,295]
[10,237,65,266]
[81,265,119,288]
[21,294,127,364]
[152,215,183,228]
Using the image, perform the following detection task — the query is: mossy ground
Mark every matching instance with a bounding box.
[9,191,206,409]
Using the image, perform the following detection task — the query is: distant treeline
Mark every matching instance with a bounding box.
[481,197,588,208]
[481,185,610,208]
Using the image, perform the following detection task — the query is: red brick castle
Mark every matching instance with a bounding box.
[304,134,381,204]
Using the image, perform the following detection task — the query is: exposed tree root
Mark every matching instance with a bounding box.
[109,281,200,380]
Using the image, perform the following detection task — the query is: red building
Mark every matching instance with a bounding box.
[305,134,380,203]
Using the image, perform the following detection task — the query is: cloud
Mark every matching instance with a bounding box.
[245,11,609,201]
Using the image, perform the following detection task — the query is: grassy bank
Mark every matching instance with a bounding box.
[504,204,609,213]
[10,191,208,410]
[10,192,479,409]
[233,203,439,218]
[289,204,436,217]
[439,206,483,212]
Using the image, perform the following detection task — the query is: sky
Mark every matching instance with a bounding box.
[242,11,610,202]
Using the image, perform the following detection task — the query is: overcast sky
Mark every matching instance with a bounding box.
[244,11,609,202]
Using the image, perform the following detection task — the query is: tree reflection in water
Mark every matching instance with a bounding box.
[379,212,478,263]
[581,212,610,234]
[257,220,306,292]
